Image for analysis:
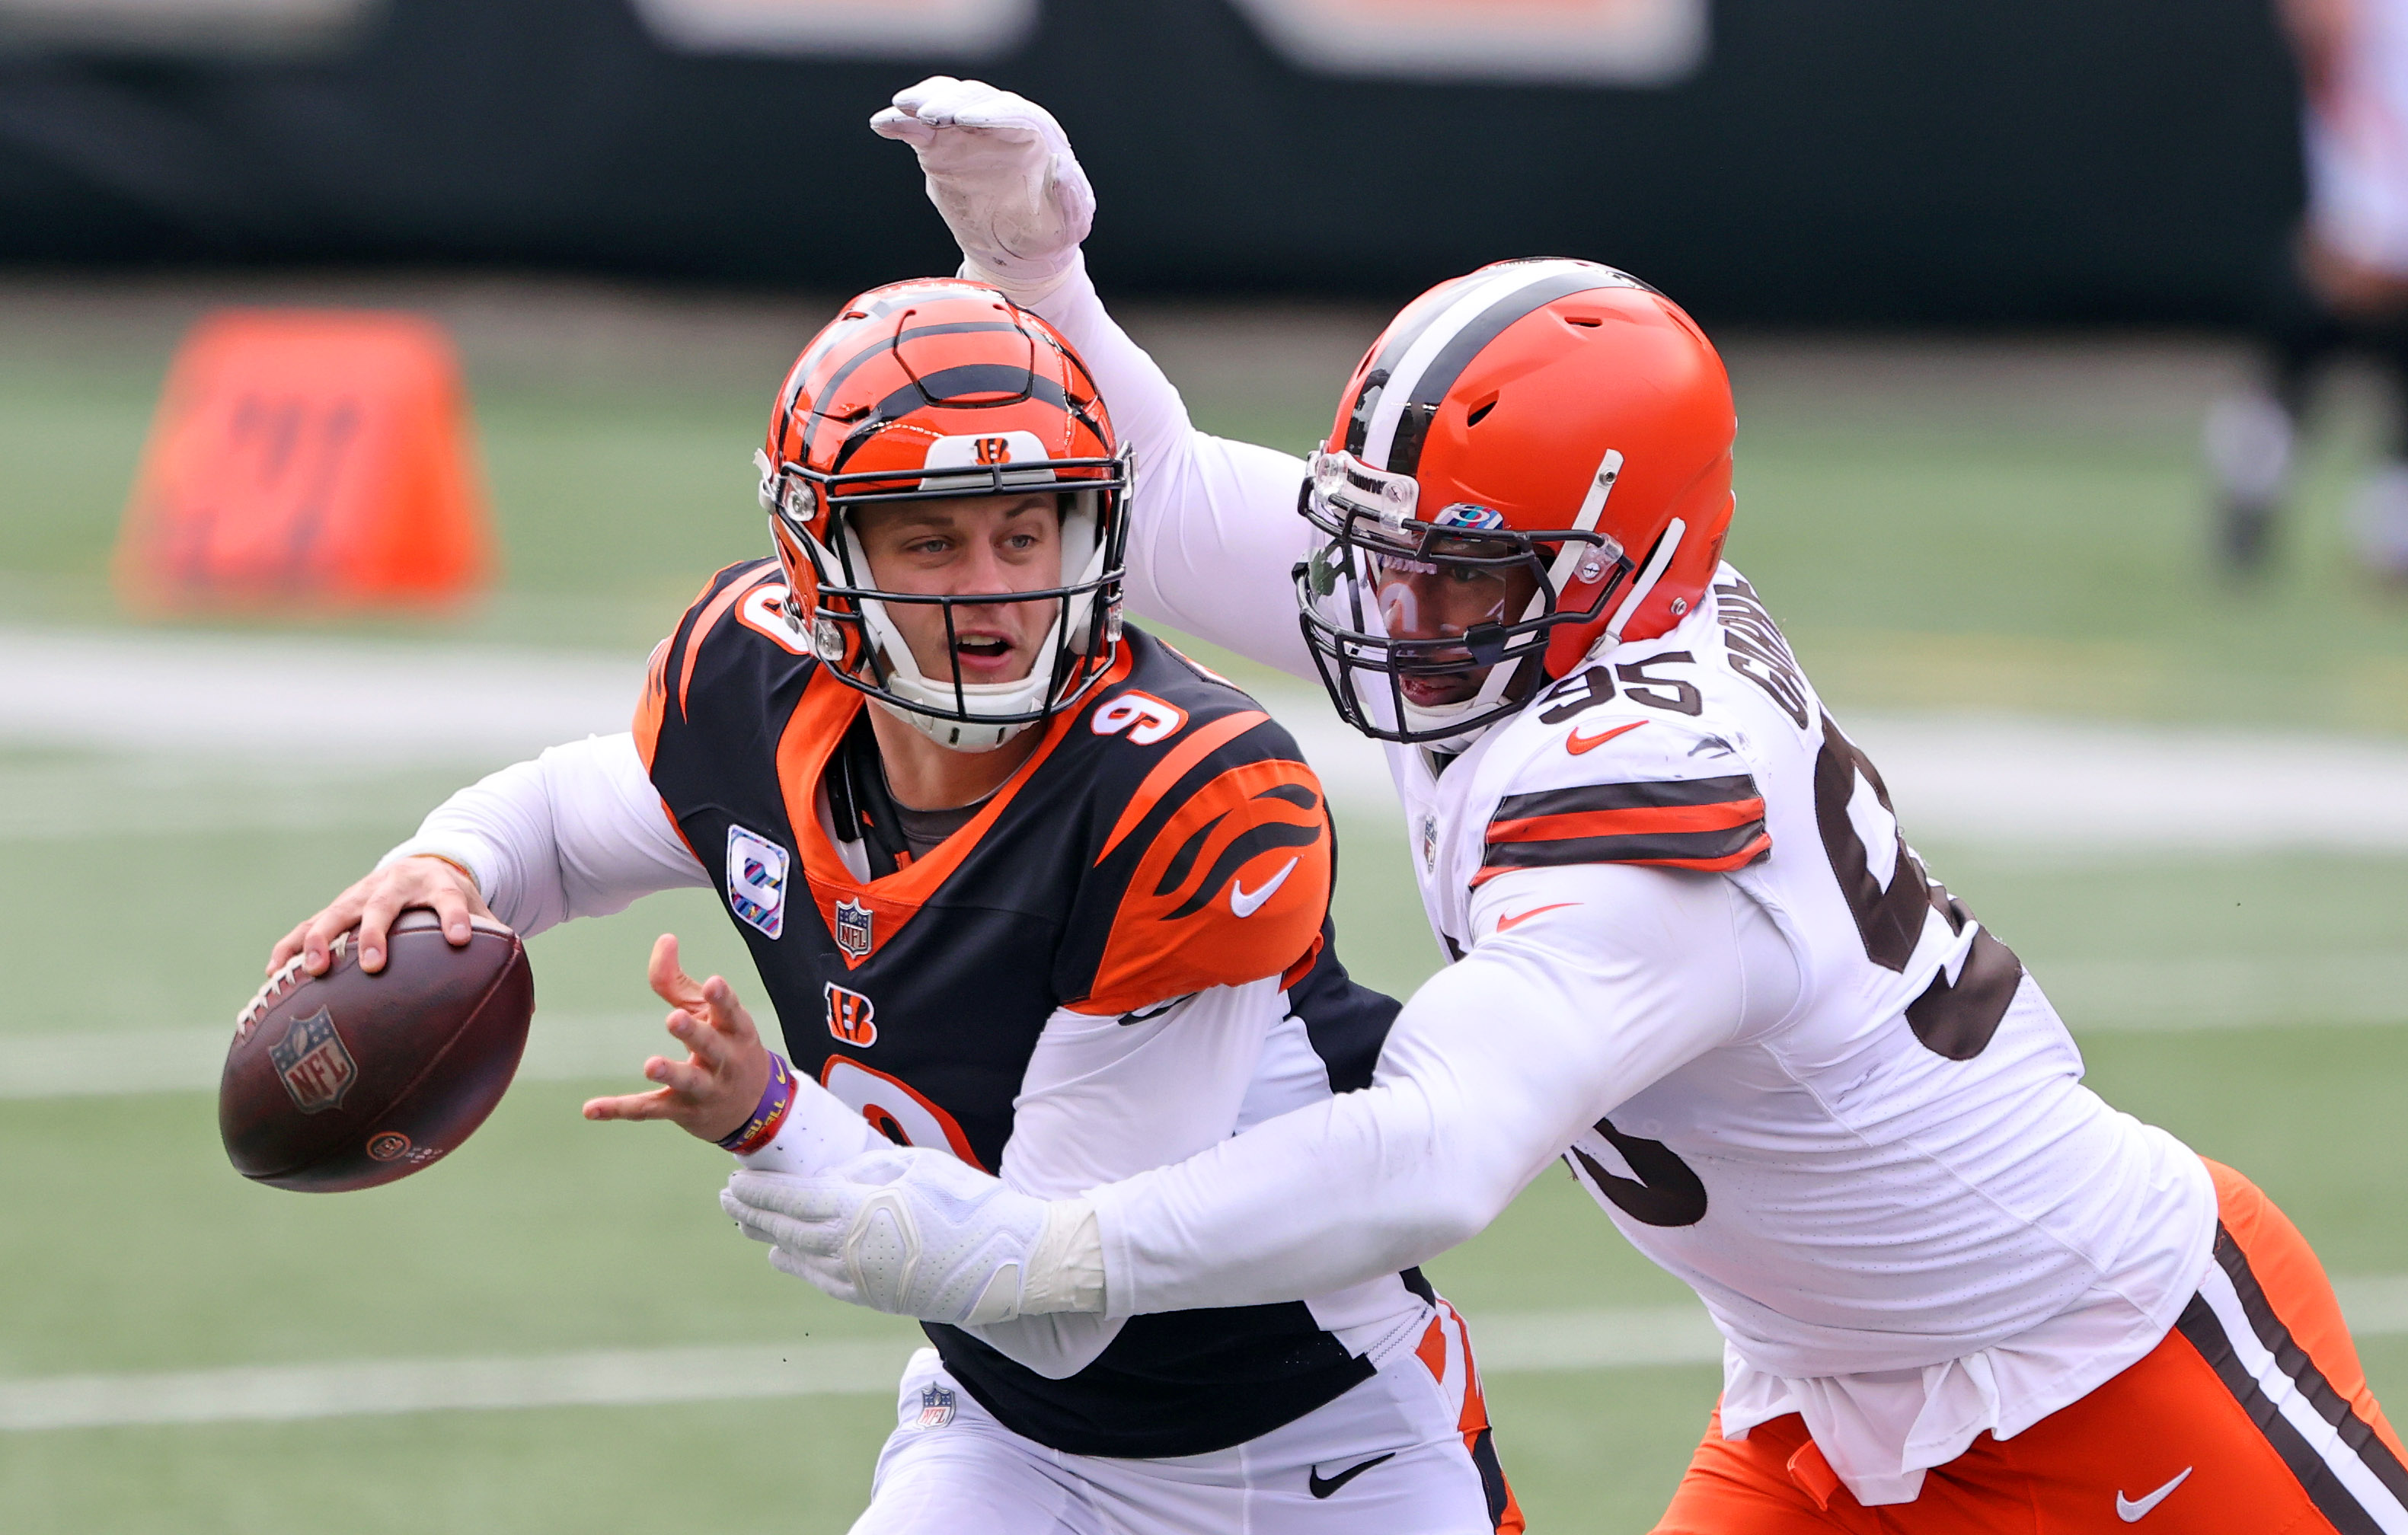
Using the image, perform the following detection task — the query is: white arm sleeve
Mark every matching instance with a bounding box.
[1086,862,1800,1317]
[1015,257,1319,678]
[963,979,1282,1376]
[378,732,708,937]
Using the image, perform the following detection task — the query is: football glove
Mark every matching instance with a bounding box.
[870,76,1094,296]
[722,1149,1100,1326]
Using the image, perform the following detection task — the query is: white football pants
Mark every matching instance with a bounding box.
[849,1304,1513,1535]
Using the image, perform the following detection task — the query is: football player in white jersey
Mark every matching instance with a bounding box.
[723,79,2408,1533]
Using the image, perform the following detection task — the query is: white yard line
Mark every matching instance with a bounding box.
[8,1282,2407,1431]
[0,626,640,768]
[10,625,2408,854]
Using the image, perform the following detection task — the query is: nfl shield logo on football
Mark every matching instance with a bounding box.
[834,898,873,960]
[268,1006,357,1114]
[915,1384,956,1429]
[725,825,789,940]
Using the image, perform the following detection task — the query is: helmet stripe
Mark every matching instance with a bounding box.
[1340,272,1483,459]
[1387,267,1634,475]
[1362,260,1638,474]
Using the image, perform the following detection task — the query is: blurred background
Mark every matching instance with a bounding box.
[6,2,2408,1531]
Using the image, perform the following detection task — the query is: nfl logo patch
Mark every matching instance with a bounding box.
[725,825,790,940]
[915,1384,956,1429]
[268,1005,357,1114]
[1421,814,1440,873]
[834,898,873,960]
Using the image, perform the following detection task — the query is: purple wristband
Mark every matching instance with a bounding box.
[718,1052,797,1155]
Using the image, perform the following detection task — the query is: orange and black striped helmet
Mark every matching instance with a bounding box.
[755,279,1131,750]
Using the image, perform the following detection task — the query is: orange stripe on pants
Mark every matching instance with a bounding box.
[1652,1159,2403,1533]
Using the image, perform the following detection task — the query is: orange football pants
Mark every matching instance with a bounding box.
[1654,1160,2407,1534]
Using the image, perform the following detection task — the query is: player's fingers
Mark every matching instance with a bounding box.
[267,920,310,974]
[582,1088,678,1122]
[697,975,758,1042]
[869,107,933,146]
[888,75,957,116]
[644,1053,711,1099]
[647,933,704,1012]
[766,1243,859,1301]
[726,1170,855,1223]
[355,892,403,975]
[423,882,475,948]
[299,898,362,975]
[665,1010,732,1072]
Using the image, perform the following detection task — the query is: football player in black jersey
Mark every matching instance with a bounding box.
[270,282,1520,1533]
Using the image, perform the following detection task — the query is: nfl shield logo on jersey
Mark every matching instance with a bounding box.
[834,899,873,960]
[914,1384,956,1429]
[1421,814,1440,873]
[268,1006,356,1114]
[725,825,789,939]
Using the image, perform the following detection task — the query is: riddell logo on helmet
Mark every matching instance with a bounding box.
[973,436,1014,465]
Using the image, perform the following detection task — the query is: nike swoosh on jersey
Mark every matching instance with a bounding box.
[1496,902,1579,933]
[1308,1452,1396,1498]
[1230,856,1299,918]
[2116,1466,2192,1521]
[1567,719,1647,755]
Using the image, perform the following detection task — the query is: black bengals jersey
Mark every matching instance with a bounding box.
[635,560,1407,1457]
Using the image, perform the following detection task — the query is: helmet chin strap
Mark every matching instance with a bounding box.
[829,492,1112,754]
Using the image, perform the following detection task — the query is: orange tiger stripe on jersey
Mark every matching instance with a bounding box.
[1075,756,1330,1014]
[1094,709,1270,863]
[1416,1302,1527,1534]
[680,566,774,718]
[634,635,671,771]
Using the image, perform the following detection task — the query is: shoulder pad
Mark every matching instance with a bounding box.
[1062,686,1331,1014]
[634,560,793,771]
[1474,654,1769,886]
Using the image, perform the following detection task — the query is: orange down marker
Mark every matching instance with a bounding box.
[114,310,493,613]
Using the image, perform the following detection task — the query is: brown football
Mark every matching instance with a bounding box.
[221,909,535,1192]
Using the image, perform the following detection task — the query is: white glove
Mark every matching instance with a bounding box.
[870,75,1094,298]
[722,1147,1101,1326]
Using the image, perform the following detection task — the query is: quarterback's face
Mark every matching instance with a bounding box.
[854,493,1063,688]
[1373,540,1540,708]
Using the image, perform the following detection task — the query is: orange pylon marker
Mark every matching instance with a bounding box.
[114,310,493,613]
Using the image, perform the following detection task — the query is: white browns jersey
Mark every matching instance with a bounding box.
[1400,571,2215,1417]
[1020,257,2219,1505]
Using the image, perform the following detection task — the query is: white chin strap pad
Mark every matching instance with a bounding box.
[827,491,1110,752]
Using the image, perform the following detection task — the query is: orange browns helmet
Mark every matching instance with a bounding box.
[756,279,1132,751]
[1296,258,1736,747]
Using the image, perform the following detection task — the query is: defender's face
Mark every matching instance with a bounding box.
[1373,540,1540,708]
[854,493,1064,688]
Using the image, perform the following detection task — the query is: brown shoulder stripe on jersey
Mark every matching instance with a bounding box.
[1477,774,1767,884]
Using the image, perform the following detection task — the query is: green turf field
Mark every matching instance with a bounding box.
[3,286,2406,1532]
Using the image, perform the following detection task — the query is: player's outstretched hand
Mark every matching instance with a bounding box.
[268,854,497,978]
[582,933,772,1143]
[723,1148,1092,1326]
[870,75,1094,293]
